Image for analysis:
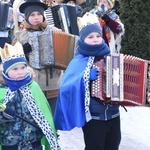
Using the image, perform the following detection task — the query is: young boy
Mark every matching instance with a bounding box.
[0,42,60,150]
[54,12,121,150]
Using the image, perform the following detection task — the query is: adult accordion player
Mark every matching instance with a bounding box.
[44,3,79,35]
[91,53,150,106]
[0,1,9,31]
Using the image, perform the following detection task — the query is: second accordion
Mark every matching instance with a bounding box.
[44,4,79,35]
[28,28,78,70]
[91,53,150,106]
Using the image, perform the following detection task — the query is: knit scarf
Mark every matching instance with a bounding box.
[2,72,31,91]
[77,39,110,56]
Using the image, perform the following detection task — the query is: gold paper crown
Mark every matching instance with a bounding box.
[77,12,99,31]
[0,41,24,62]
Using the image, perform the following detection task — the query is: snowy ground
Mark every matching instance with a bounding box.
[120,106,150,150]
[58,106,150,150]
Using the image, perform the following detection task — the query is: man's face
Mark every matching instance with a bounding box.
[98,0,111,9]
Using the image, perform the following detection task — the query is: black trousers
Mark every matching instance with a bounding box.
[82,116,121,150]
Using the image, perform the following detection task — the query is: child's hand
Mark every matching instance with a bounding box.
[89,68,99,81]
[96,10,103,18]
[2,106,16,120]
[0,104,6,111]
[101,14,110,24]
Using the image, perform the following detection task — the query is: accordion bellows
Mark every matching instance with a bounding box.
[52,31,75,69]
[91,53,150,106]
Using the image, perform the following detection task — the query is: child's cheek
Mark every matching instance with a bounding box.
[100,37,103,44]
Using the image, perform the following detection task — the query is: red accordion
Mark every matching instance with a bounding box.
[91,53,150,106]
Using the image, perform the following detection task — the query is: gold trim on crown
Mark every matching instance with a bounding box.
[0,41,24,63]
[77,12,99,31]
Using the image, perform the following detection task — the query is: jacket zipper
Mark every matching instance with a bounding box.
[105,105,109,120]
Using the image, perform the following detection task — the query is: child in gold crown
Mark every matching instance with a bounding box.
[54,12,121,150]
[0,42,61,150]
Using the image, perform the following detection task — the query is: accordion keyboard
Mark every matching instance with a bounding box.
[45,7,55,26]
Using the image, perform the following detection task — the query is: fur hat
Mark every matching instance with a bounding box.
[0,42,27,74]
[77,12,102,41]
[19,0,48,13]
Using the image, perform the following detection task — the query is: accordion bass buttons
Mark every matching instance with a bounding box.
[91,62,103,99]
[92,76,100,95]
[91,64,99,95]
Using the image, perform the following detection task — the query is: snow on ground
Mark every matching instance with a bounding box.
[58,106,150,150]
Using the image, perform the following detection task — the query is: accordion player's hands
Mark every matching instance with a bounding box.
[89,68,99,81]
[101,14,110,24]
[96,10,104,18]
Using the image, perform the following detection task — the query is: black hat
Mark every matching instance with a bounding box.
[19,0,48,13]
[23,5,45,21]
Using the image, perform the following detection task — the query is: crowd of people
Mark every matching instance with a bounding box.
[0,0,124,150]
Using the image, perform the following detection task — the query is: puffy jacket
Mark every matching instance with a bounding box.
[90,97,120,121]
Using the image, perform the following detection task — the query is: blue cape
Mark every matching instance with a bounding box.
[54,40,110,131]
[54,54,89,131]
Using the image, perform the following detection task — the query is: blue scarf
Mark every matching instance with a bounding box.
[2,72,32,91]
[77,39,110,56]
